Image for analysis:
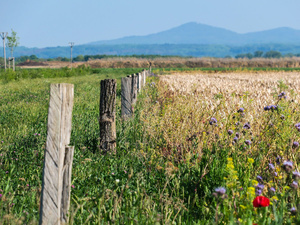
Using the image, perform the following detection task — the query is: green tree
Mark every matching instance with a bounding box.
[6,29,20,57]
[254,51,263,58]
[264,50,282,58]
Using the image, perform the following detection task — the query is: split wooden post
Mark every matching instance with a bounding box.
[131,74,138,104]
[143,70,146,86]
[99,79,117,153]
[39,83,74,225]
[121,77,132,119]
[137,73,142,92]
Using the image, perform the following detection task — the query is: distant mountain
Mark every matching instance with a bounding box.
[89,22,300,45]
[2,22,300,59]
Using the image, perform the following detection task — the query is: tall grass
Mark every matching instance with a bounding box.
[1,70,300,224]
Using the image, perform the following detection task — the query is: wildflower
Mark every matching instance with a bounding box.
[116,179,120,183]
[276,156,281,164]
[213,187,227,199]
[243,122,251,129]
[269,163,275,171]
[255,184,264,196]
[280,115,285,120]
[290,181,298,189]
[290,207,297,215]
[264,106,271,111]
[269,187,276,193]
[228,130,233,135]
[293,171,300,180]
[71,185,75,188]
[253,196,270,207]
[245,140,252,145]
[237,108,244,113]
[209,117,217,125]
[278,92,286,99]
[292,141,299,149]
[233,136,238,143]
[270,105,277,111]
[248,158,254,164]
[235,122,240,126]
[0,194,2,198]
[235,132,240,138]
[282,161,293,173]
[271,196,278,202]
[256,175,263,182]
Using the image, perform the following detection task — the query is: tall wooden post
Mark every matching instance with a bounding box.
[99,79,117,153]
[39,83,74,225]
[131,74,138,104]
[121,77,132,119]
[137,73,142,92]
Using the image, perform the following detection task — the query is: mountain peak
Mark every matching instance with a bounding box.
[88,22,300,45]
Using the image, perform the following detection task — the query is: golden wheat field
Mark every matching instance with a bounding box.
[139,72,300,165]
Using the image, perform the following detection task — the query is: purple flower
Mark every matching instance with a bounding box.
[290,207,297,215]
[245,140,251,145]
[243,122,251,129]
[213,187,227,199]
[278,92,286,99]
[209,117,217,125]
[269,163,275,171]
[237,108,244,113]
[292,141,299,149]
[71,185,75,188]
[291,181,298,189]
[255,188,262,196]
[274,172,278,177]
[255,184,264,195]
[269,187,276,193]
[0,194,2,198]
[264,106,271,111]
[256,175,263,182]
[235,132,240,138]
[283,161,293,173]
[228,130,233,135]
[215,187,226,195]
[256,184,264,190]
[293,171,300,180]
[233,136,238,143]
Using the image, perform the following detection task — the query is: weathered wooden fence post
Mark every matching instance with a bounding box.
[99,79,117,153]
[137,73,142,92]
[131,74,138,104]
[143,70,146,86]
[39,83,74,225]
[121,76,132,119]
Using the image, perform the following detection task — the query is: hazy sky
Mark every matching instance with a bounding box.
[1,0,300,48]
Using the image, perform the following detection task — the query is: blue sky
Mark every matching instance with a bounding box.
[1,0,300,48]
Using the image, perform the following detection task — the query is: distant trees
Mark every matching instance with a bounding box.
[254,51,263,58]
[234,50,297,59]
[264,50,282,58]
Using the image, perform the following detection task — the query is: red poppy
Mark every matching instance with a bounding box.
[253,196,270,207]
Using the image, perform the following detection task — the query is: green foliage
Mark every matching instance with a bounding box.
[6,29,19,57]
[264,50,282,58]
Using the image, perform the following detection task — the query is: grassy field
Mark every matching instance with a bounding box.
[1,68,300,224]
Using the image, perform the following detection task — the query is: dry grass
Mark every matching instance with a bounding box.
[18,57,300,69]
[140,72,300,164]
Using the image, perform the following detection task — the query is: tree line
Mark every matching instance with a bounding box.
[235,50,300,59]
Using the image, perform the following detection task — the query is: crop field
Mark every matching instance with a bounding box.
[1,69,300,224]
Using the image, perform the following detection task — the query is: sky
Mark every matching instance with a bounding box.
[1,0,300,48]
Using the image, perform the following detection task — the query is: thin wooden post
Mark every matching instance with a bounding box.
[137,73,142,92]
[143,70,146,86]
[131,74,138,104]
[39,83,74,225]
[121,77,132,119]
[99,79,117,153]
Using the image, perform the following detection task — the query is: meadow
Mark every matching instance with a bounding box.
[1,68,300,224]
